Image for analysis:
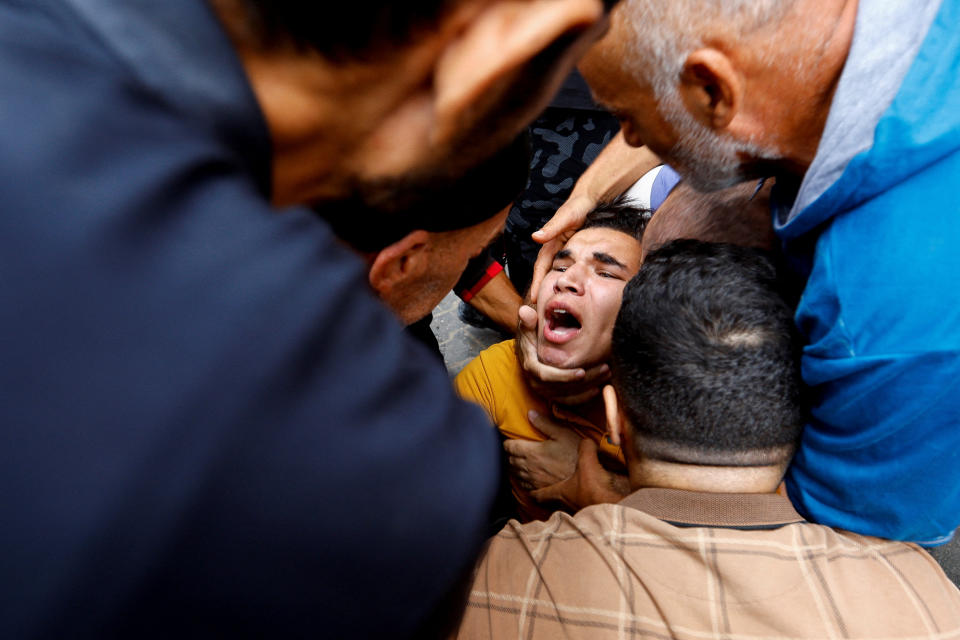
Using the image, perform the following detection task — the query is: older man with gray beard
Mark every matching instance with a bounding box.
[523,0,960,548]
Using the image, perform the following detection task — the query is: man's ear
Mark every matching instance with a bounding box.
[432,0,606,144]
[368,230,431,297]
[352,0,605,181]
[678,48,743,131]
[602,384,625,447]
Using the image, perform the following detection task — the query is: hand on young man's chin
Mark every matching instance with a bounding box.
[516,304,610,405]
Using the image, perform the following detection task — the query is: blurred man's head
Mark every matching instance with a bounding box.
[536,199,648,369]
[641,179,776,260]
[365,210,509,325]
[606,240,803,488]
[579,0,846,191]
[212,0,614,207]
[324,133,528,325]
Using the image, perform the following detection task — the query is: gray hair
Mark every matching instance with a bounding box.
[615,0,796,190]
[618,0,795,98]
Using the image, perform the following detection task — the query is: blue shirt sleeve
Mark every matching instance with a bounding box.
[784,154,960,544]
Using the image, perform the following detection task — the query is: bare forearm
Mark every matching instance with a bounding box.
[467,271,522,334]
[571,131,661,204]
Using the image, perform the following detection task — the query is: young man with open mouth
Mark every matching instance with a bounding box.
[455,199,646,521]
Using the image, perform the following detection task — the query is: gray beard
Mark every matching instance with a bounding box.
[657,90,780,192]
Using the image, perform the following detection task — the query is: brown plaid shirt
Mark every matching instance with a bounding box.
[456,488,960,639]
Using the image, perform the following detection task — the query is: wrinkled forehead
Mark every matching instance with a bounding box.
[557,227,642,267]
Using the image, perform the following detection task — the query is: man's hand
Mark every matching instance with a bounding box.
[503,410,581,491]
[528,136,660,302]
[516,305,609,404]
[529,194,595,304]
[530,438,630,510]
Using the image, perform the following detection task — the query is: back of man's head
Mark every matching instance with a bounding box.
[610,239,803,468]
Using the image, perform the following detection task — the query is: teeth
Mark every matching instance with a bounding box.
[549,308,581,333]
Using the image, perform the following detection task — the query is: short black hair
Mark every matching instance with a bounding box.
[235,0,458,60]
[581,196,651,244]
[319,132,530,253]
[645,180,776,253]
[610,240,803,466]
[235,0,623,60]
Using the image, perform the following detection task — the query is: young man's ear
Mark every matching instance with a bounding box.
[368,230,431,298]
[678,48,743,131]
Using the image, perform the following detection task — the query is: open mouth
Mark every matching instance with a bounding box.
[543,306,582,344]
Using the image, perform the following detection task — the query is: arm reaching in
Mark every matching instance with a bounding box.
[529,134,659,303]
[465,270,523,335]
[515,304,610,404]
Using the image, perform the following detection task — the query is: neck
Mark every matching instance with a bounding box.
[629,458,785,494]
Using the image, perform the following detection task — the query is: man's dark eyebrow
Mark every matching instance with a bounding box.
[553,249,572,261]
[593,252,627,269]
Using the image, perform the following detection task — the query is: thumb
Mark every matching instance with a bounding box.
[518,304,538,330]
[530,478,566,504]
[576,437,600,463]
[528,239,562,304]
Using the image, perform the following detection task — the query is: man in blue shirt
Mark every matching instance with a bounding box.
[0,0,613,636]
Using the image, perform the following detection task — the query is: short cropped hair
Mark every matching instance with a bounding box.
[581,195,651,243]
[610,240,803,466]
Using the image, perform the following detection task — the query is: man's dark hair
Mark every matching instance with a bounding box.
[235,0,622,60]
[581,195,651,244]
[235,0,458,60]
[610,240,803,467]
[318,132,530,253]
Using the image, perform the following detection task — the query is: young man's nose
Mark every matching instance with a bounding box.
[555,265,585,294]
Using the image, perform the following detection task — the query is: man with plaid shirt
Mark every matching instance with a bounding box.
[456,241,960,639]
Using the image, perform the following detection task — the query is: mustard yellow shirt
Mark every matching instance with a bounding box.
[454,339,623,521]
